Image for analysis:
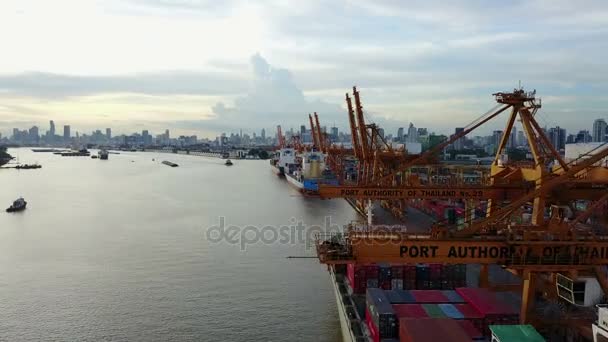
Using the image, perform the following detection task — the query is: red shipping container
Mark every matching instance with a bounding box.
[366,264,379,278]
[456,320,484,340]
[393,304,428,319]
[455,288,518,316]
[365,306,380,342]
[410,290,449,303]
[453,303,484,333]
[399,318,471,342]
[347,263,367,294]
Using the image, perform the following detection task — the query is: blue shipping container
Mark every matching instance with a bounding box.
[438,303,465,319]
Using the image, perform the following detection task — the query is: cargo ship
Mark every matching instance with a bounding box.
[284,150,339,194]
[269,148,296,176]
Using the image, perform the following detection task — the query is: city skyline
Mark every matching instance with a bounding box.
[1,1,608,137]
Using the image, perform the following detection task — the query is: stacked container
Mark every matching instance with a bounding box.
[366,288,398,340]
[403,265,416,290]
[428,264,443,289]
[456,288,519,335]
[391,265,404,290]
[367,264,379,290]
[347,263,367,294]
[415,265,429,290]
[453,303,485,334]
[378,263,392,290]
[398,318,471,342]
[457,320,484,341]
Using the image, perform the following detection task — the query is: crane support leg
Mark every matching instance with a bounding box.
[479,264,489,288]
[593,266,608,299]
[521,270,536,324]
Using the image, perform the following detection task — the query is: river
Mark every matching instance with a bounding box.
[0,148,359,341]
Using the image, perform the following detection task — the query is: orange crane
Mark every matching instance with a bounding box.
[315,87,608,326]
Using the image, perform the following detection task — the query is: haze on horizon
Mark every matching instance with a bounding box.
[1,0,607,139]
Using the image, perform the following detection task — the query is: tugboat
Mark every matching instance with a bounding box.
[225,159,233,166]
[99,149,109,160]
[6,197,27,212]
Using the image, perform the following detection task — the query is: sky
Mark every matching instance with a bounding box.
[0,0,607,139]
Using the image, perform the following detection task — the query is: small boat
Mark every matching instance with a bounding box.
[99,149,109,160]
[15,164,42,169]
[225,159,233,166]
[162,160,179,167]
[91,155,98,159]
[6,197,27,212]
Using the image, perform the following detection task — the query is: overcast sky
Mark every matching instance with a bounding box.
[1,0,607,138]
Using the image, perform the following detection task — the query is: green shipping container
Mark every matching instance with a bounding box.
[490,324,545,342]
[422,304,447,318]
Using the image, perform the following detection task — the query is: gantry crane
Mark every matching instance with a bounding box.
[315,87,608,327]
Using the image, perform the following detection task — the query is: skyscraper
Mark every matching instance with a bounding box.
[106,128,112,140]
[63,125,71,140]
[452,127,465,150]
[592,119,607,142]
[49,120,55,137]
[261,128,266,140]
[407,123,418,143]
[548,126,566,149]
[300,125,306,135]
[397,127,404,141]
[331,127,339,139]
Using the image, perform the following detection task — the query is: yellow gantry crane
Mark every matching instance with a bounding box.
[315,88,608,326]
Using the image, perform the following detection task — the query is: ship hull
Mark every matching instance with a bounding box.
[285,173,304,190]
[329,266,358,342]
[270,164,284,176]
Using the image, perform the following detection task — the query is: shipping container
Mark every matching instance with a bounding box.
[422,304,447,318]
[392,304,428,319]
[441,290,466,303]
[367,278,379,289]
[399,318,471,342]
[438,303,464,319]
[391,265,404,279]
[410,290,449,303]
[367,288,398,339]
[456,288,519,335]
[385,290,406,304]
[391,279,404,290]
[347,263,367,294]
[453,303,485,333]
[489,324,545,342]
[394,290,415,303]
[379,263,392,283]
[457,319,484,341]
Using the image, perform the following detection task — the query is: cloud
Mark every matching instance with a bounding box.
[0,71,247,98]
[210,53,344,131]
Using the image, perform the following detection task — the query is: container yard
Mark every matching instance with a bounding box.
[273,86,608,341]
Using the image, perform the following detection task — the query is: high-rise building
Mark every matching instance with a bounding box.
[261,128,266,140]
[492,130,503,152]
[49,120,55,136]
[517,130,526,147]
[331,127,339,139]
[452,127,465,150]
[300,125,306,135]
[417,128,428,137]
[407,123,418,143]
[63,125,71,140]
[165,129,170,140]
[29,126,39,143]
[575,130,592,143]
[548,126,567,150]
[507,127,517,149]
[378,128,385,139]
[106,128,112,139]
[397,127,404,141]
[592,119,607,142]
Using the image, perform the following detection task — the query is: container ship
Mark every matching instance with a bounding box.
[269,147,296,176]
[284,150,339,195]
